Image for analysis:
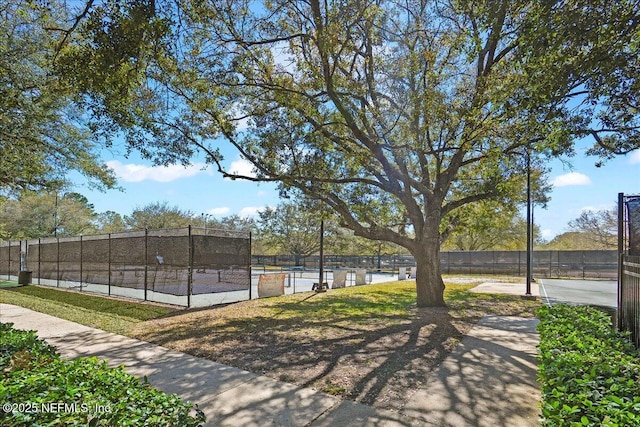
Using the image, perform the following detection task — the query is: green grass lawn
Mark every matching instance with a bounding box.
[125,278,538,406]
[0,280,22,288]
[0,284,177,334]
[248,280,496,322]
[0,277,537,336]
[0,277,539,413]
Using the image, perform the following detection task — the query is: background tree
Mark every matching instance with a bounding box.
[567,208,617,249]
[258,201,337,266]
[441,201,545,251]
[0,0,115,194]
[124,202,194,230]
[329,228,404,257]
[56,0,640,306]
[0,191,97,239]
[516,1,640,161]
[212,215,257,233]
[95,211,127,233]
[538,232,600,250]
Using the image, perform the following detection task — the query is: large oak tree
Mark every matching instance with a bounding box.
[58,0,640,306]
[0,0,116,194]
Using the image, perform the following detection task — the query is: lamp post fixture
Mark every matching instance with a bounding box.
[525,146,535,297]
[201,213,212,231]
[313,220,327,292]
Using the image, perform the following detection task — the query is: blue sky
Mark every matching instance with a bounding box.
[536,146,640,240]
[74,141,640,241]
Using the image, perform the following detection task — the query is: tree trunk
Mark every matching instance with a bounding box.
[412,231,446,307]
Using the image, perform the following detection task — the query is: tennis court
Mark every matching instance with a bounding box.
[250,267,404,299]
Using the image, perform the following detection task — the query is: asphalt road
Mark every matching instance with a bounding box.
[538,278,618,308]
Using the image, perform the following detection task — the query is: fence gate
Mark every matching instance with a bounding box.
[618,193,640,346]
[620,255,640,347]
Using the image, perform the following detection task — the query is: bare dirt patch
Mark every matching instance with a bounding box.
[130,281,539,412]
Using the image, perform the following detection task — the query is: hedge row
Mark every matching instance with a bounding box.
[537,305,640,426]
[0,322,205,426]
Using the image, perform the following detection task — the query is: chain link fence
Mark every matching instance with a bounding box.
[2,232,620,307]
[618,194,640,347]
[627,196,640,256]
[0,227,251,308]
[253,250,618,279]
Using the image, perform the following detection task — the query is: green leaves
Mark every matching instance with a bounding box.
[0,322,205,427]
[0,0,117,194]
[42,0,640,306]
[515,0,640,160]
[0,191,98,240]
[537,305,640,426]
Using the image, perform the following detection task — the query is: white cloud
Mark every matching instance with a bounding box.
[239,206,265,217]
[551,172,592,187]
[208,207,231,216]
[630,150,640,164]
[227,157,256,178]
[107,160,210,183]
[540,229,556,240]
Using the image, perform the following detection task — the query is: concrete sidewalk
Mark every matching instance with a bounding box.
[468,281,541,297]
[0,302,540,426]
[403,316,540,426]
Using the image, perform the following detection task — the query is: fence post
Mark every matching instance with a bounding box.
[187,225,193,308]
[7,240,10,281]
[618,192,624,329]
[56,237,60,288]
[144,229,148,302]
[249,232,252,301]
[80,235,83,290]
[38,238,41,285]
[108,233,112,296]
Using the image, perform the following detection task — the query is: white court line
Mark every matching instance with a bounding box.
[538,279,552,307]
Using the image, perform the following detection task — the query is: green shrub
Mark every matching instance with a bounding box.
[0,322,59,371]
[537,305,640,426]
[0,323,205,426]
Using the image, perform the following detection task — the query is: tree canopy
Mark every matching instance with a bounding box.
[124,202,194,230]
[567,208,617,249]
[0,191,97,239]
[0,0,116,194]
[258,200,338,265]
[441,201,538,251]
[55,0,640,306]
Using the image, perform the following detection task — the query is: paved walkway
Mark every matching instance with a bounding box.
[0,286,540,426]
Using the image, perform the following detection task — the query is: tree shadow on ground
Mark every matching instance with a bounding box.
[130,291,538,411]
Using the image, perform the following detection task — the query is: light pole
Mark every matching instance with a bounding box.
[525,146,534,297]
[201,213,212,231]
[54,192,59,237]
[318,220,326,291]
